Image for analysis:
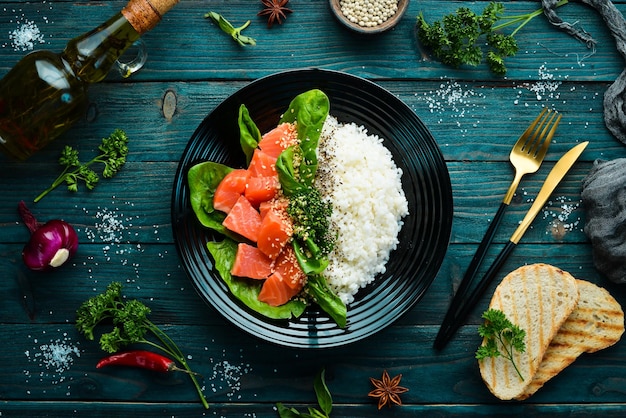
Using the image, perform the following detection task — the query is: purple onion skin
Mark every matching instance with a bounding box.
[22,219,79,271]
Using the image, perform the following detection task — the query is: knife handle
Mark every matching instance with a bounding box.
[434,240,517,350]
[449,202,508,304]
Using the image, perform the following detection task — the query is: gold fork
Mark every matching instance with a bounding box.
[503,108,562,205]
[434,108,562,350]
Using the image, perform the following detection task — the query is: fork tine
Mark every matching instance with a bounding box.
[532,112,562,160]
[520,109,552,153]
[515,108,548,152]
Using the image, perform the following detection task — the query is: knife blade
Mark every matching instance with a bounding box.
[434,141,589,350]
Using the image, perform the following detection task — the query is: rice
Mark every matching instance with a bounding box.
[315,116,409,305]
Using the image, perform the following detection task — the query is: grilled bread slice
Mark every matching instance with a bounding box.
[478,263,579,400]
[516,279,624,400]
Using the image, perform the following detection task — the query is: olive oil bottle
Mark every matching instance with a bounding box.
[0,0,178,161]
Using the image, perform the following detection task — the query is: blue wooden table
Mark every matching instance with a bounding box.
[2,0,626,416]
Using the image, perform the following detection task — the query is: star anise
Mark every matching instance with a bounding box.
[368,370,409,409]
[258,0,293,28]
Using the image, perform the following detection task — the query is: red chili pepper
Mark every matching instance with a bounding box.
[96,350,193,374]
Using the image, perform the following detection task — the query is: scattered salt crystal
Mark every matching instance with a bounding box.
[9,19,45,51]
[415,80,486,136]
[513,65,562,104]
[542,196,582,237]
[24,331,81,390]
[208,359,252,399]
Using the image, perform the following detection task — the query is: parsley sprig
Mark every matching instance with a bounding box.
[416,0,568,75]
[476,309,526,381]
[76,282,209,409]
[33,129,129,202]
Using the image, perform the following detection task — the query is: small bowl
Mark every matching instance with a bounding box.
[329,0,409,34]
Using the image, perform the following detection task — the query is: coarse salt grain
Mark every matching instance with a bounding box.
[24,332,81,390]
[207,357,252,400]
[542,196,582,234]
[416,80,487,135]
[9,19,45,51]
[513,65,562,104]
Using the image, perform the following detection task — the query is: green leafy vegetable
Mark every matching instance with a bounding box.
[306,274,346,329]
[416,0,568,75]
[238,104,262,165]
[205,12,257,46]
[187,161,232,234]
[75,282,209,409]
[277,368,333,418]
[278,89,330,188]
[476,308,527,381]
[34,129,129,202]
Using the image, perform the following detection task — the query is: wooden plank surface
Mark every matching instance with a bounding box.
[2,0,626,415]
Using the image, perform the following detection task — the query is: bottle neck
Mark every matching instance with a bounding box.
[122,0,165,35]
[60,0,178,84]
[62,13,141,84]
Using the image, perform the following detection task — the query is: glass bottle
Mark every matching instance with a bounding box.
[0,0,178,161]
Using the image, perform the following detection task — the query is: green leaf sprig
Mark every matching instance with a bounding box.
[75,282,209,409]
[277,368,333,418]
[34,129,129,202]
[476,308,527,381]
[205,11,257,46]
[416,0,568,75]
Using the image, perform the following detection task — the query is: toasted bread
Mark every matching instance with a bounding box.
[516,279,624,400]
[478,263,579,400]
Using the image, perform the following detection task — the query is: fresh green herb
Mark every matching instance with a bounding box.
[75,282,209,409]
[416,0,568,75]
[34,129,129,203]
[288,187,334,257]
[204,12,257,46]
[476,308,527,381]
[277,368,333,418]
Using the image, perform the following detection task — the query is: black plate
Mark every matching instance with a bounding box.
[171,69,453,348]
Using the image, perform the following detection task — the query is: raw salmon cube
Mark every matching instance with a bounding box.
[244,176,280,208]
[258,244,305,306]
[213,169,250,213]
[248,149,277,178]
[258,122,298,158]
[231,243,272,279]
[222,195,262,242]
[257,206,293,259]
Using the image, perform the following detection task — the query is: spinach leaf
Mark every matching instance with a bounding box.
[275,146,306,197]
[187,161,232,234]
[293,239,328,275]
[314,369,332,416]
[278,89,330,187]
[238,104,261,165]
[307,274,347,328]
[277,368,333,418]
[207,239,307,320]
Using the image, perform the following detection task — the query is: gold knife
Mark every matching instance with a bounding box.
[434,141,589,349]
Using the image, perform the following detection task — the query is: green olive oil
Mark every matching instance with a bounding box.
[0,0,178,161]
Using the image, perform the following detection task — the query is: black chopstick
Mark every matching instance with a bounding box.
[434,240,516,350]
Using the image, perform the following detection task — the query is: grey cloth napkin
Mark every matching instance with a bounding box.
[581,159,626,283]
[542,0,626,143]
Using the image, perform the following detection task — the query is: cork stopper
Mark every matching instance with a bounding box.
[122,0,179,34]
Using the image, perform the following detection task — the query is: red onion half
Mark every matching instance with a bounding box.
[18,201,79,271]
